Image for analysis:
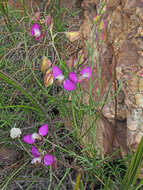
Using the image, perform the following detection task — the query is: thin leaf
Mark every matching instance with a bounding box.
[0,105,39,112]
[120,136,143,190]
[74,172,82,190]
[0,70,45,113]
[135,179,143,190]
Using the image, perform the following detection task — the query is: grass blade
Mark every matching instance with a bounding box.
[74,172,82,190]
[0,70,45,113]
[0,104,39,112]
[135,179,143,190]
[120,136,143,190]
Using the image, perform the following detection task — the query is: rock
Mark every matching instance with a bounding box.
[106,0,121,8]
[61,0,143,157]
[77,0,143,156]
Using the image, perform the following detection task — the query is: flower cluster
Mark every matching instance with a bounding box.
[10,127,22,139]
[31,145,55,166]
[30,20,91,91]
[52,65,91,91]
[23,124,55,167]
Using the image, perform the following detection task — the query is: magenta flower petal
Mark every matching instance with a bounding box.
[38,124,48,136]
[52,66,64,81]
[32,146,40,157]
[80,66,91,78]
[30,23,41,37]
[23,134,35,144]
[63,79,76,91]
[44,154,54,166]
[69,72,78,83]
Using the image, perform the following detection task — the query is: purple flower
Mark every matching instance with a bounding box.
[31,146,55,166]
[23,124,49,144]
[44,154,55,166]
[52,65,92,92]
[80,66,91,79]
[32,146,40,157]
[52,66,64,81]
[30,23,41,38]
[63,79,76,91]
[69,72,78,83]
[38,124,48,136]
[31,146,42,165]
[24,134,35,144]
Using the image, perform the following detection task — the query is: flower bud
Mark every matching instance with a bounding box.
[41,56,52,73]
[65,31,80,42]
[44,69,53,87]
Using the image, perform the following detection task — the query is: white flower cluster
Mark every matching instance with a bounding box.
[10,127,22,139]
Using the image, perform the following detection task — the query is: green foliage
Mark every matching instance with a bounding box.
[0,0,143,189]
[120,137,143,190]
[0,70,45,113]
